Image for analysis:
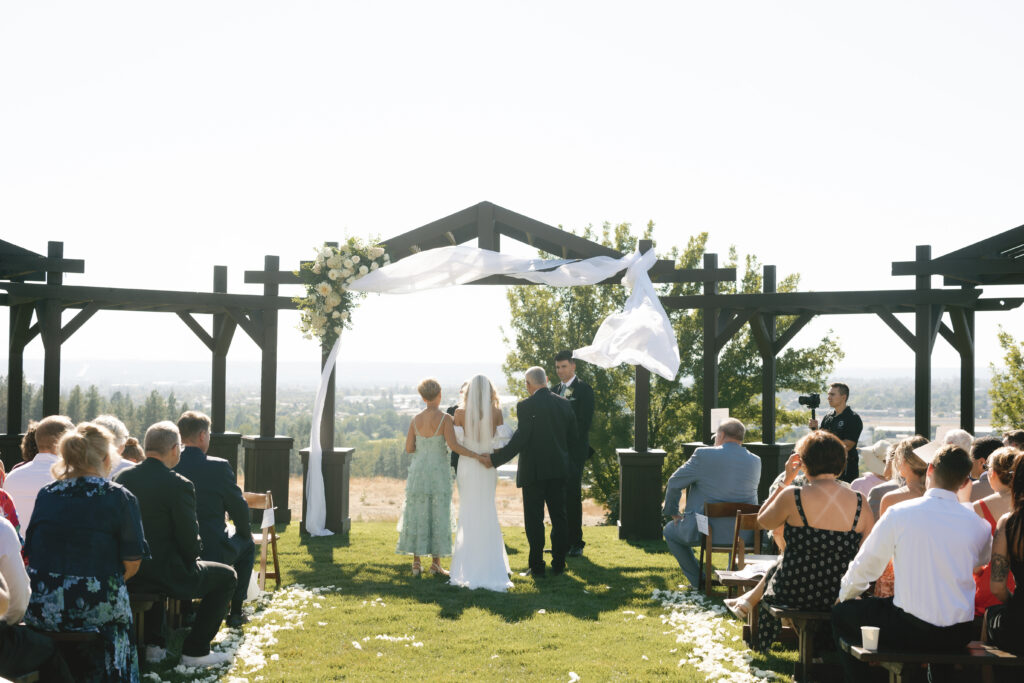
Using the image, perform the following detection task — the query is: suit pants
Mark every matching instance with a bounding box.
[663,517,702,587]
[0,622,73,682]
[831,596,975,683]
[522,477,568,573]
[229,538,256,614]
[139,560,237,657]
[565,458,585,549]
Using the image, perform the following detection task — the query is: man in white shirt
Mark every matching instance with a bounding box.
[831,444,991,682]
[2,415,74,528]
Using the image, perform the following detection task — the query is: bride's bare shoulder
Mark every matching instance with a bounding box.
[453,407,466,425]
[492,406,503,424]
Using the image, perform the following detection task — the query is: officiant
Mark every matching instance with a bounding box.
[553,351,595,558]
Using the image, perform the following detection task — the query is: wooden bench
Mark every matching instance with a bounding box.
[129,592,162,663]
[765,606,833,682]
[839,638,1024,683]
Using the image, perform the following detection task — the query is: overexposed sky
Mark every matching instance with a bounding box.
[2,1,1022,382]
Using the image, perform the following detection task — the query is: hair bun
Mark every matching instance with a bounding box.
[125,437,139,446]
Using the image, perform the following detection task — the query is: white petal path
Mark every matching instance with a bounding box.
[651,588,779,682]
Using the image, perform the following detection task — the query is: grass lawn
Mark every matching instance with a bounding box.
[143,522,797,682]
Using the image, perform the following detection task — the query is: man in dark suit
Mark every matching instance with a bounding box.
[553,350,595,557]
[115,421,237,668]
[173,411,254,628]
[486,366,577,577]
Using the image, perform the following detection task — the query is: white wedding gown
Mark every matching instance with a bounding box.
[449,424,514,592]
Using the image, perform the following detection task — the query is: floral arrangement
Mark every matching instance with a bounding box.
[295,237,389,346]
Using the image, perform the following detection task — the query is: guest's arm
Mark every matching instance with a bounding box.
[662,454,702,517]
[990,516,1012,602]
[221,462,254,547]
[123,560,141,581]
[405,421,416,454]
[838,511,895,602]
[173,480,203,562]
[0,526,29,624]
[757,488,795,530]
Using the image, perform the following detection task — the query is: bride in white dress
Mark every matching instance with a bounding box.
[449,374,514,592]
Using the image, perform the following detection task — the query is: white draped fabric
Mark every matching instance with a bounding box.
[303,245,680,535]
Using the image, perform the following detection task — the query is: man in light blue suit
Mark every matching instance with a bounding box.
[662,417,761,587]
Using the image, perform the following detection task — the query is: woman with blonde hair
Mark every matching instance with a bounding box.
[397,379,486,577]
[873,434,929,598]
[972,447,1018,618]
[449,374,514,592]
[24,422,149,682]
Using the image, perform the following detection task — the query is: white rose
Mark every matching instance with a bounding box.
[383,254,391,263]
[334,325,343,335]
[343,258,353,268]
[370,247,385,259]
[315,282,332,297]
[341,311,350,321]
[327,255,343,269]
[358,265,368,275]
[332,311,341,319]
[370,262,378,270]
[352,255,360,264]
[327,269,340,281]
[319,247,333,259]
[312,263,322,274]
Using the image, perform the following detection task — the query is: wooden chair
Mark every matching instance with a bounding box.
[729,511,763,573]
[698,502,761,594]
[244,490,281,590]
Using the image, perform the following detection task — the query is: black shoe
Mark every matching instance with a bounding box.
[521,567,546,578]
[567,544,584,557]
[551,565,566,576]
[225,613,249,628]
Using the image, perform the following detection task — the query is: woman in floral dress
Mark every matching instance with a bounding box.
[24,422,149,682]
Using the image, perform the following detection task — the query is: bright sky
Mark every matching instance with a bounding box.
[3,1,1022,383]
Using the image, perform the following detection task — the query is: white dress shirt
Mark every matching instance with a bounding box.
[0,517,29,624]
[838,488,992,627]
[2,452,59,529]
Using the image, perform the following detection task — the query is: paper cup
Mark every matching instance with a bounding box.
[861,625,880,651]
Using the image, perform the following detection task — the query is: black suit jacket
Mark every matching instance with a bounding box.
[491,387,577,488]
[173,446,253,565]
[115,457,204,598]
[555,378,595,465]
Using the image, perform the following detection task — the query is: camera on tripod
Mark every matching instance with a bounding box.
[798,392,821,419]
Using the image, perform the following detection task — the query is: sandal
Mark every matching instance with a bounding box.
[724,597,753,620]
[429,561,449,577]
[412,560,422,577]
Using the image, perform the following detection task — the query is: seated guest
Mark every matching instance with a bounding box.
[115,421,237,668]
[24,422,148,682]
[1005,429,1024,450]
[866,437,927,520]
[173,410,254,627]
[832,445,991,683]
[0,516,73,682]
[851,440,893,497]
[872,435,930,598]
[987,450,1024,655]
[973,447,1018,619]
[11,421,39,473]
[120,437,145,464]
[943,429,975,502]
[93,414,136,478]
[970,436,1003,502]
[750,431,873,652]
[662,417,761,588]
[3,415,74,527]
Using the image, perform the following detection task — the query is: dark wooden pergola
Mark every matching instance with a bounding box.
[3,209,1021,540]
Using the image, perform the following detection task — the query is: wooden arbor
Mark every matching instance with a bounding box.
[280,201,735,538]
[0,241,300,522]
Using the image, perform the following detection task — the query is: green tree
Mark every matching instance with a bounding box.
[142,390,165,428]
[65,385,84,423]
[85,385,102,419]
[990,326,1024,430]
[503,222,842,521]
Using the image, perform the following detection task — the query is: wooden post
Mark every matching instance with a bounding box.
[260,255,279,438]
[960,304,975,434]
[914,245,932,438]
[761,265,777,444]
[211,265,228,434]
[40,241,64,416]
[300,447,353,534]
[701,253,719,443]
[633,239,653,453]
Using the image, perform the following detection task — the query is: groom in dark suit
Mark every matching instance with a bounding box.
[553,350,595,557]
[486,366,578,577]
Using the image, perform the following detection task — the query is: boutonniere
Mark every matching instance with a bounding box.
[565,387,574,399]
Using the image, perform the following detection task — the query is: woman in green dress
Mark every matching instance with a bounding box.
[397,378,487,576]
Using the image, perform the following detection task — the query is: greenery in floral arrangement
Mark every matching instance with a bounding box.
[295,238,389,347]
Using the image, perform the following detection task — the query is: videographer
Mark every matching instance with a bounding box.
[807,382,863,484]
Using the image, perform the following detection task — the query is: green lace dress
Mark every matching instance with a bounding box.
[396,416,454,557]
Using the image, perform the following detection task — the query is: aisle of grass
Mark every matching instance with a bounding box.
[145,522,796,681]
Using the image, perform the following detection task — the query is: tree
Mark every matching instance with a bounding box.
[990,326,1024,430]
[142,390,166,428]
[503,222,843,521]
[65,385,84,423]
[85,385,102,420]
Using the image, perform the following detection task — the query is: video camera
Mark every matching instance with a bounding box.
[798,392,820,419]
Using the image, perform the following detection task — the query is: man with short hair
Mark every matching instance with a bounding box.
[173,411,254,628]
[3,415,74,527]
[485,366,577,577]
[553,350,595,558]
[808,383,863,483]
[832,445,991,683]
[1004,429,1024,450]
[115,421,237,668]
[662,418,761,588]
[969,436,1003,502]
